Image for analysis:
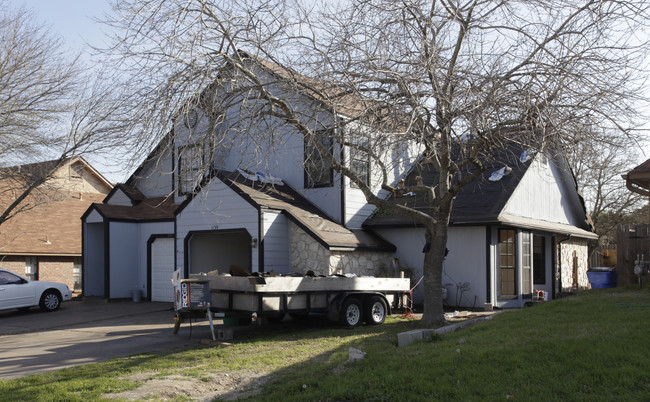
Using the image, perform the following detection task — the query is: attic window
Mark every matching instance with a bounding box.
[69,162,83,180]
[184,109,199,129]
[178,143,206,195]
[304,129,333,188]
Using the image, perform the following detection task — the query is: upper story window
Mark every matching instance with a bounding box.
[69,162,83,180]
[178,143,206,195]
[304,129,333,188]
[349,136,370,187]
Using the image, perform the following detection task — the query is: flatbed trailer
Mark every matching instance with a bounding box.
[173,273,411,331]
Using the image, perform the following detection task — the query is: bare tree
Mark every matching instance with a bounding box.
[102,0,649,324]
[0,2,133,225]
[566,129,645,245]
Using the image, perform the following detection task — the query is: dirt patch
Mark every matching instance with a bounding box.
[105,370,270,401]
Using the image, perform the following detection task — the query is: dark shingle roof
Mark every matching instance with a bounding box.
[364,145,533,228]
[89,195,178,222]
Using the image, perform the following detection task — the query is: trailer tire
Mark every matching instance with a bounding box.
[340,297,363,328]
[364,296,387,325]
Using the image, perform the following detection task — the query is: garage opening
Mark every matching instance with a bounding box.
[187,230,252,275]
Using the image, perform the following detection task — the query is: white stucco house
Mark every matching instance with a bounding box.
[81,53,597,308]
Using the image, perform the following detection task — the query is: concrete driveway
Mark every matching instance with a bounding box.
[0,300,215,380]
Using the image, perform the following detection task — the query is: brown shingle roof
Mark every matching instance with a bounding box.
[623,158,650,196]
[218,171,394,251]
[237,51,389,123]
[0,158,113,256]
[0,192,106,256]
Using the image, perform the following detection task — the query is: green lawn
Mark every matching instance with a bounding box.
[2,287,649,401]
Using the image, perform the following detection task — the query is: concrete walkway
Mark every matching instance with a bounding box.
[0,300,214,380]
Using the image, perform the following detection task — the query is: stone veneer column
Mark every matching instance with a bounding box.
[289,221,395,277]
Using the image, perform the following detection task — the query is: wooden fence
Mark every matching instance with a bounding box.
[589,244,617,269]
[616,224,650,286]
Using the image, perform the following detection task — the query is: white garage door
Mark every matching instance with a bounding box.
[151,238,175,302]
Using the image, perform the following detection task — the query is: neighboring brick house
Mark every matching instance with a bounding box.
[0,157,112,292]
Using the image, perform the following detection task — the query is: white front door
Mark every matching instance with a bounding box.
[151,238,175,302]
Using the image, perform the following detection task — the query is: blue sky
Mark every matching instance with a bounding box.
[7,1,127,181]
[7,0,113,54]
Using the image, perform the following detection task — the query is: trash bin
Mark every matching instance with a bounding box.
[132,289,142,302]
[587,267,617,289]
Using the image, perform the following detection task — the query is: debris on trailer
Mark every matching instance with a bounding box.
[173,268,411,338]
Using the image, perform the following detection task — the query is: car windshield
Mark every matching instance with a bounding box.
[0,271,24,285]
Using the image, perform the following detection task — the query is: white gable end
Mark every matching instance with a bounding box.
[105,188,133,206]
[501,155,584,227]
[85,209,104,223]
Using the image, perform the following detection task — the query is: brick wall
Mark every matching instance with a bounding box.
[0,255,78,290]
[0,255,26,276]
[38,256,76,290]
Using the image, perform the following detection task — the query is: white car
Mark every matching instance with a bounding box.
[0,269,72,312]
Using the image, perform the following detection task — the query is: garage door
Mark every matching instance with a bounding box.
[151,237,175,302]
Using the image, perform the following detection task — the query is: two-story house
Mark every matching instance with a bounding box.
[82,53,596,308]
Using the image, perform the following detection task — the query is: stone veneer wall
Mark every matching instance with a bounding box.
[557,237,589,291]
[290,222,330,274]
[289,222,394,276]
[329,251,394,276]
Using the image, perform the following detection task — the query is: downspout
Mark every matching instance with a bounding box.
[557,234,572,297]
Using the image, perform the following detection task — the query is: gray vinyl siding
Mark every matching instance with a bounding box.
[104,189,132,206]
[108,222,139,298]
[262,210,290,274]
[175,178,259,274]
[131,146,174,198]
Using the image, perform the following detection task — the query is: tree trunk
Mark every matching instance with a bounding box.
[420,213,451,325]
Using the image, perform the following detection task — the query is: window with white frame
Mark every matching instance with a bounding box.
[522,231,532,297]
[69,162,83,180]
[73,257,82,291]
[498,229,516,299]
[25,256,37,280]
[349,135,370,187]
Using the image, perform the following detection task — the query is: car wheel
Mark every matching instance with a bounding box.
[39,290,62,312]
[364,296,387,325]
[340,297,363,328]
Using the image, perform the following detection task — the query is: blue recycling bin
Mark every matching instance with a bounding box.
[587,268,617,289]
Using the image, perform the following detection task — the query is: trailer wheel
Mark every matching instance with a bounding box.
[340,298,363,328]
[364,296,387,325]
